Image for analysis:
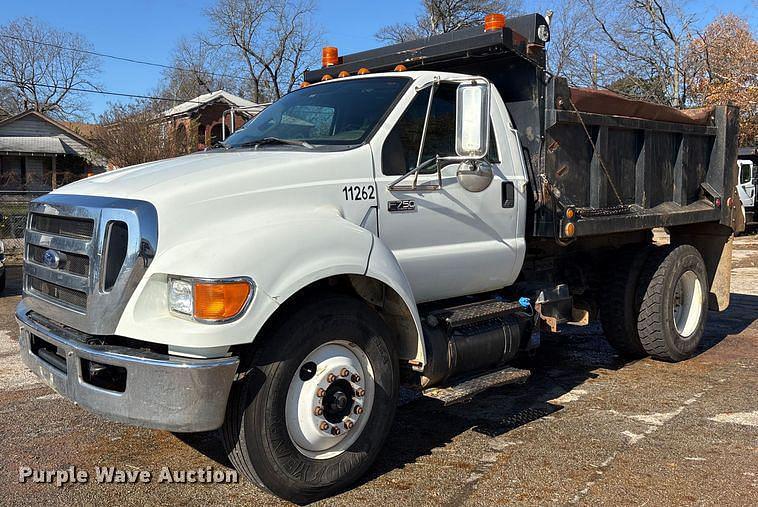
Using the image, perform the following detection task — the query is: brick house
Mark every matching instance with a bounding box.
[162,90,266,151]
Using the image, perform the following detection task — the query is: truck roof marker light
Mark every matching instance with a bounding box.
[357,68,371,75]
[394,64,407,72]
[338,71,350,78]
[484,13,506,32]
[564,222,576,237]
[300,81,310,88]
[194,280,252,322]
[322,46,339,67]
[321,74,333,81]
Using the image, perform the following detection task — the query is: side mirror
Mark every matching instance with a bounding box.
[455,81,490,159]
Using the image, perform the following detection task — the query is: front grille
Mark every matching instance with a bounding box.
[27,244,90,277]
[28,275,87,310]
[30,213,94,240]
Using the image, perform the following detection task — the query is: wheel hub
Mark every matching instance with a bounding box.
[323,380,354,423]
[285,341,374,459]
[672,270,703,338]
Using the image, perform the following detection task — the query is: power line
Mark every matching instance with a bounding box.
[0,78,202,104]
[0,33,248,82]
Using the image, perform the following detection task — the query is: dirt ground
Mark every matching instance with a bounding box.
[0,237,756,506]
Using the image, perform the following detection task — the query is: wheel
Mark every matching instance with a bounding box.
[221,295,399,503]
[636,245,708,361]
[599,246,651,358]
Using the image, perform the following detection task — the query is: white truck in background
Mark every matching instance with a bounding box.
[16,13,742,503]
[737,149,756,227]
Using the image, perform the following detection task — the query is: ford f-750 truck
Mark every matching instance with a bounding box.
[17,13,742,503]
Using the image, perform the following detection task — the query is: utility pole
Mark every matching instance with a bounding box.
[592,53,598,89]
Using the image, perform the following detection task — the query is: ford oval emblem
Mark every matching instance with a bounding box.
[43,249,62,269]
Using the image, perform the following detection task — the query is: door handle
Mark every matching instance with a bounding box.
[502,181,515,208]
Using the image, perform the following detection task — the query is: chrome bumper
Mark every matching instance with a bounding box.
[16,301,239,432]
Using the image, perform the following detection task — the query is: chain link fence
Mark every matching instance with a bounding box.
[1,191,47,264]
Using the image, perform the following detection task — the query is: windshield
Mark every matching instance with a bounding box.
[224,76,410,149]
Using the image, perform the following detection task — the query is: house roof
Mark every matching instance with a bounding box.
[0,136,65,154]
[61,120,102,140]
[0,110,98,150]
[162,90,265,118]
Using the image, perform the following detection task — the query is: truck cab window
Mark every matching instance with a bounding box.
[382,83,498,176]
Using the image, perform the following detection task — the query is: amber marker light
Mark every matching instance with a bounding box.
[357,68,371,75]
[194,279,252,322]
[322,46,339,67]
[300,81,310,88]
[321,74,333,81]
[394,64,407,72]
[338,71,350,78]
[484,13,506,32]
[565,208,575,220]
[564,222,576,237]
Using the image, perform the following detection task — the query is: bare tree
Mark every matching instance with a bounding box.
[542,0,700,106]
[376,0,523,43]
[205,0,321,103]
[159,34,243,102]
[93,101,196,167]
[0,17,100,119]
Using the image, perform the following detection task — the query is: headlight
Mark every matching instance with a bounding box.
[168,276,254,323]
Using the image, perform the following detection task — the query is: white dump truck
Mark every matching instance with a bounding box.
[17,13,741,503]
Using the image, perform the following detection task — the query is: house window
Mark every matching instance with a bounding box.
[0,155,24,190]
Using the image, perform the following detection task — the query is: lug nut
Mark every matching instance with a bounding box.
[331,426,341,436]
[340,368,350,377]
[344,419,354,430]
[316,388,326,397]
[354,405,364,415]
[313,406,324,416]
[327,373,337,383]
[355,388,365,397]
[351,373,361,383]
[320,421,329,431]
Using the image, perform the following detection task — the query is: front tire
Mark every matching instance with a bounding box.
[636,245,708,361]
[221,295,399,503]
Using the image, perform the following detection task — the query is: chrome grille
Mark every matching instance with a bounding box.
[27,244,90,277]
[28,275,87,310]
[30,213,94,239]
[22,195,158,335]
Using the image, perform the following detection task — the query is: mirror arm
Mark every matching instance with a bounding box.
[388,158,439,191]
[414,82,439,189]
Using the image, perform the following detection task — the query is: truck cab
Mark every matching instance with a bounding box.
[737,158,755,221]
[16,13,741,503]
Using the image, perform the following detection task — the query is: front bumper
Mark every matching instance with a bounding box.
[16,301,239,432]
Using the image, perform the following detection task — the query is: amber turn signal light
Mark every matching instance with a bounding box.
[194,280,251,322]
[564,222,576,237]
[484,13,506,32]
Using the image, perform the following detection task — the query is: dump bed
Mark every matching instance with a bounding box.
[304,14,740,240]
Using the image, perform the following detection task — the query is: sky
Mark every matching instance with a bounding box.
[0,0,755,120]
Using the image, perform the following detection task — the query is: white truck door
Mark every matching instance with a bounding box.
[737,160,755,208]
[372,81,526,303]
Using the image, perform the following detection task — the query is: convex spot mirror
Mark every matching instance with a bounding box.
[455,81,491,159]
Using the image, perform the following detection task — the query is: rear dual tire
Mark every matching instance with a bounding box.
[601,244,708,362]
[221,296,398,504]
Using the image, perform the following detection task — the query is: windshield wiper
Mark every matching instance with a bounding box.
[234,137,314,150]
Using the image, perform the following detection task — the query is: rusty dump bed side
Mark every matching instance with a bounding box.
[539,78,740,239]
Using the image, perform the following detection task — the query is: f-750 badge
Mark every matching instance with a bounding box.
[388,200,416,213]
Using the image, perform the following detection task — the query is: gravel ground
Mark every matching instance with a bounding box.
[0,237,756,506]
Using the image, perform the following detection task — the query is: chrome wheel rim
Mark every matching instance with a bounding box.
[285,340,374,459]
[672,270,703,338]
